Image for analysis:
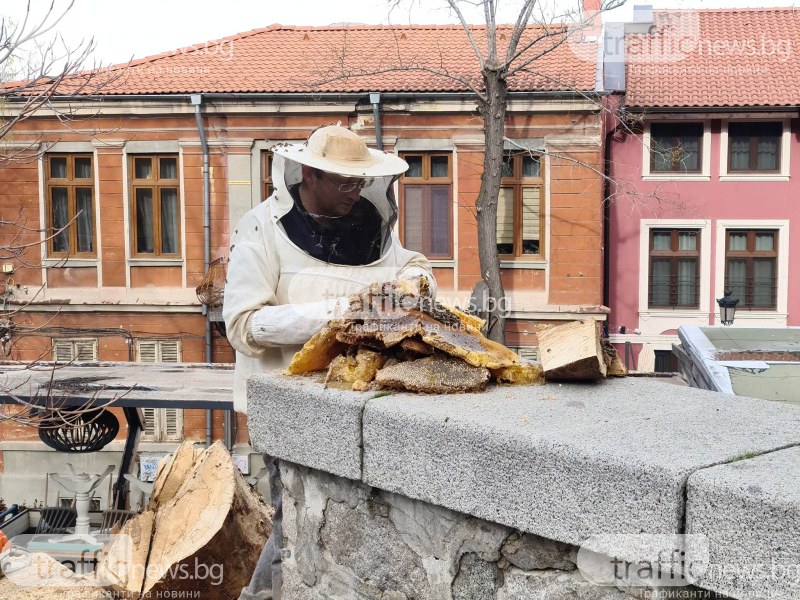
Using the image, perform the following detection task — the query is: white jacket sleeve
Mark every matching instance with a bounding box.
[249,297,349,346]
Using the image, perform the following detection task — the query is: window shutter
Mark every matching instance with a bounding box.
[159,340,180,363]
[53,340,75,362]
[497,188,514,245]
[75,340,97,362]
[141,408,158,442]
[162,409,182,442]
[137,340,158,363]
[136,339,183,442]
[53,339,97,362]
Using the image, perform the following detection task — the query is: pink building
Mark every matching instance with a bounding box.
[606,8,800,372]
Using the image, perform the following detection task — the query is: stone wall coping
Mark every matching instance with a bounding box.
[248,372,800,599]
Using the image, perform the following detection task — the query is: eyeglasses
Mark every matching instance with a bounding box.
[323,174,373,193]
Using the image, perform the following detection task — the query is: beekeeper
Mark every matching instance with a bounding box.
[223,124,435,600]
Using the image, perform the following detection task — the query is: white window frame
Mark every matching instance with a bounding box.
[715,220,789,326]
[637,219,712,335]
[719,119,791,181]
[135,339,183,442]
[643,120,711,181]
[52,338,98,362]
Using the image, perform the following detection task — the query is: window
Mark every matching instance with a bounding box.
[498,153,543,257]
[52,338,97,362]
[46,154,95,257]
[650,123,703,173]
[648,229,700,308]
[725,229,777,309]
[262,151,274,199]
[130,155,180,257]
[136,339,183,442]
[728,122,781,172]
[400,153,452,259]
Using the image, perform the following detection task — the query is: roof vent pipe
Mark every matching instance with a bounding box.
[369,92,383,150]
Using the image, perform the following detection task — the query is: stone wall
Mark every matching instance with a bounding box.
[249,372,800,600]
[278,461,719,600]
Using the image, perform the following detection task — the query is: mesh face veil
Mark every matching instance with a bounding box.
[273,153,400,265]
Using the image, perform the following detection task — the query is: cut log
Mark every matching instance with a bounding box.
[97,441,272,599]
[538,319,607,381]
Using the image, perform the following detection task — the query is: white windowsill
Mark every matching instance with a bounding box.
[639,309,709,319]
[42,258,98,268]
[719,175,789,182]
[500,260,546,270]
[128,258,184,266]
[430,260,455,268]
[643,175,711,182]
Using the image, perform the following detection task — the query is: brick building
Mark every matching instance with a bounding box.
[0,23,609,505]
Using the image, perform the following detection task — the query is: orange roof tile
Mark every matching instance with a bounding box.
[31,24,598,96]
[625,8,800,109]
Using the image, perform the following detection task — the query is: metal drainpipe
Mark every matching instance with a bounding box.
[191,93,215,448]
[370,92,383,149]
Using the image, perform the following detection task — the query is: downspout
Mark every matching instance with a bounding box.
[370,92,383,149]
[191,93,215,448]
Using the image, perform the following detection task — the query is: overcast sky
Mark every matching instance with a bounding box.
[4,0,799,66]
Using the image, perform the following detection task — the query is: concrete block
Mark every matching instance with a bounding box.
[247,371,368,480]
[686,447,800,600]
[362,378,800,554]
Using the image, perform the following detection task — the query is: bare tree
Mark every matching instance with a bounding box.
[307,0,627,343]
[0,1,126,427]
[0,1,126,160]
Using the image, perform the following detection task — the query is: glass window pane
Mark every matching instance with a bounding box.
[650,259,671,306]
[651,136,671,171]
[501,154,514,178]
[755,232,774,252]
[74,157,92,179]
[521,186,541,254]
[652,231,672,250]
[753,259,775,307]
[679,137,699,171]
[729,136,751,171]
[428,186,451,256]
[404,156,422,178]
[676,258,697,306]
[522,156,540,177]
[160,188,179,254]
[430,156,449,178]
[160,157,177,179]
[496,188,514,248]
[76,188,93,253]
[726,259,747,305]
[402,186,423,253]
[756,138,778,170]
[51,188,69,253]
[728,233,748,252]
[678,231,697,251]
[50,157,67,179]
[135,188,154,253]
[134,158,152,180]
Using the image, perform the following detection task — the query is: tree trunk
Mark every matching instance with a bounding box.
[97,441,272,599]
[476,66,509,344]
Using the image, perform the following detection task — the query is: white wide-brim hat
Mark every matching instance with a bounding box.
[273,125,408,178]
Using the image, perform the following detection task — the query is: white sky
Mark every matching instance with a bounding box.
[3,0,799,66]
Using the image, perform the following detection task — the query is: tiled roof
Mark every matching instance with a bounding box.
[625,8,800,109]
[40,24,598,96]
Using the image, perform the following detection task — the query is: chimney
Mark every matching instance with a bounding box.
[582,0,602,40]
[625,4,654,34]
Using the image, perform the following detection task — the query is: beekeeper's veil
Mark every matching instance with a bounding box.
[271,125,408,265]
